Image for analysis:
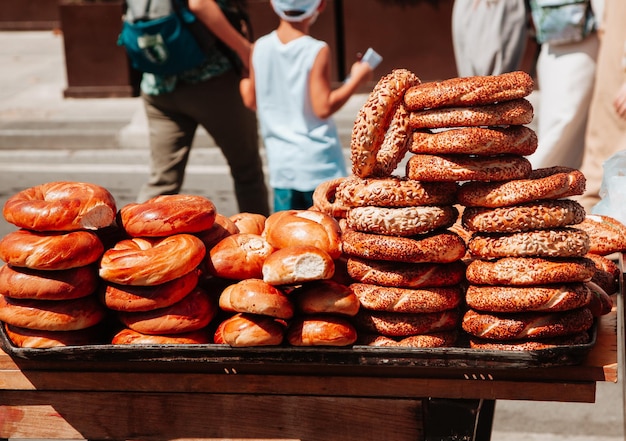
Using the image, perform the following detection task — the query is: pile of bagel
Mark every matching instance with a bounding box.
[314,69,621,350]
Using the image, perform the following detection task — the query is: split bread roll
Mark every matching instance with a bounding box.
[262,245,335,286]
[286,315,357,347]
[207,233,275,280]
[214,313,285,347]
[291,280,360,317]
[118,194,217,237]
[2,181,117,232]
[116,286,217,335]
[262,209,343,259]
[219,278,294,319]
[0,229,104,270]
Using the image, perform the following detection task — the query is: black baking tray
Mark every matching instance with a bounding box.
[0,319,597,370]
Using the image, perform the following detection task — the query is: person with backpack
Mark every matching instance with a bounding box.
[131,0,271,216]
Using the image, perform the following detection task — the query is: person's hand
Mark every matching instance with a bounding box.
[348,60,374,84]
[613,81,626,120]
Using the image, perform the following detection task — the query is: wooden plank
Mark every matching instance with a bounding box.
[0,391,423,441]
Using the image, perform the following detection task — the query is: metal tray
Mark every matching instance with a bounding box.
[0,319,597,370]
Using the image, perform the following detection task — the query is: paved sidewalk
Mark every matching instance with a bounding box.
[0,30,623,441]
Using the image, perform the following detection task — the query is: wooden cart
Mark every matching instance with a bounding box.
[0,254,622,441]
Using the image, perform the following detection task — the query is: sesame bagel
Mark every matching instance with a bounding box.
[342,228,466,263]
[346,205,459,237]
[465,283,592,313]
[358,331,458,348]
[351,283,463,313]
[461,199,586,233]
[465,257,597,286]
[354,309,460,337]
[406,154,532,182]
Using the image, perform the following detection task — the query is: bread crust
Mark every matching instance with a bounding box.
[5,323,105,348]
[410,126,538,156]
[0,264,99,300]
[467,228,590,259]
[99,234,206,286]
[351,283,462,313]
[404,71,534,110]
[406,154,532,182]
[291,280,360,317]
[346,205,458,237]
[2,181,117,231]
[207,233,275,280]
[287,315,357,346]
[357,331,458,348]
[462,199,586,233]
[335,176,458,208]
[119,194,216,237]
[408,98,534,129]
[462,307,594,340]
[219,278,294,319]
[457,166,586,207]
[112,327,211,345]
[372,103,412,177]
[342,229,466,263]
[347,257,466,288]
[228,212,267,235]
[0,229,104,270]
[350,69,421,178]
[466,257,597,286]
[469,332,590,351]
[465,283,591,313]
[214,313,285,347]
[196,213,240,250]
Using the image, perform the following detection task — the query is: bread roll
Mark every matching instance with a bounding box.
[219,278,294,319]
[207,233,275,280]
[262,210,342,259]
[229,212,267,235]
[286,315,357,346]
[112,327,211,345]
[262,245,335,286]
[291,280,360,316]
[195,213,239,250]
[214,313,285,347]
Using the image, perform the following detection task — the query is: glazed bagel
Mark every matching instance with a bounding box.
[457,166,586,208]
[351,283,462,313]
[228,212,267,235]
[410,126,538,156]
[342,228,466,263]
[353,309,460,337]
[291,279,360,317]
[119,194,217,237]
[467,228,591,259]
[287,315,358,346]
[465,283,592,313]
[408,98,534,130]
[195,213,239,250]
[0,229,104,270]
[219,278,294,319]
[5,323,105,348]
[0,264,99,300]
[116,286,217,335]
[461,199,587,233]
[214,313,285,347]
[346,205,459,237]
[102,269,200,312]
[347,257,467,288]
[403,71,534,110]
[99,234,206,286]
[357,331,458,348]
[312,177,351,219]
[462,307,594,340]
[372,103,412,177]
[466,257,597,286]
[0,294,107,331]
[262,209,342,259]
[2,181,117,232]
[207,233,275,280]
[112,327,211,345]
[575,214,626,256]
[335,176,458,208]
[406,154,532,182]
[351,69,421,178]
[469,332,591,351]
